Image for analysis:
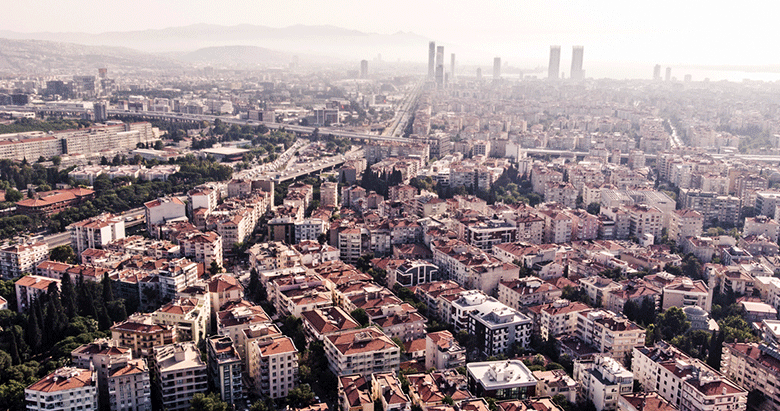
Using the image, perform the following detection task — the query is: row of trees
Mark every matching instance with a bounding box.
[0,117,92,134]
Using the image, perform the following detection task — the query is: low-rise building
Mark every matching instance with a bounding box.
[467,360,538,400]
[372,372,412,411]
[497,277,562,310]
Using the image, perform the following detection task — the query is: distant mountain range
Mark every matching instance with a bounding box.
[0,24,432,70]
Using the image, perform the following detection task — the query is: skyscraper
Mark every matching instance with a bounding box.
[548,46,561,79]
[428,42,436,79]
[493,57,501,80]
[435,46,445,87]
[571,46,584,80]
[653,64,661,81]
[665,67,672,82]
[450,53,456,82]
[476,68,482,80]
[360,60,368,78]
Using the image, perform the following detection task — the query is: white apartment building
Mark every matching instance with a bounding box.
[338,228,364,264]
[70,213,126,254]
[106,358,151,411]
[744,215,780,243]
[536,299,591,340]
[295,218,328,243]
[668,209,704,243]
[15,275,60,312]
[71,339,132,410]
[497,277,562,310]
[425,330,466,370]
[152,342,208,411]
[179,231,223,267]
[207,335,243,405]
[145,197,186,232]
[662,277,712,312]
[449,290,532,357]
[217,301,272,362]
[324,327,400,377]
[321,181,339,207]
[467,360,538,400]
[574,355,633,411]
[188,187,220,213]
[532,369,578,404]
[721,342,780,411]
[247,335,298,398]
[576,309,646,361]
[0,241,48,279]
[633,341,746,410]
[25,367,98,411]
[152,297,210,344]
[625,204,663,242]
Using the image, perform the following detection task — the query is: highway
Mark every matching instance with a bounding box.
[382,79,424,138]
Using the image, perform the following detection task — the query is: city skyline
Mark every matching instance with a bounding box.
[1,0,779,72]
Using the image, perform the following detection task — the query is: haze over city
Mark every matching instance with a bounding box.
[5,3,780,411]
[3,0,780,80]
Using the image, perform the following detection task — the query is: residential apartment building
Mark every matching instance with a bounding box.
[425,330,466,370]
[532,369,578,403]
[0,241,48,279]
[152,342,208,411]
[467,360,538,400]
[207,335,243,405]
[70,213,126,254]
[535,299,591,340]
[324,327,400,377]
[450,290,533,357]
[372,372,412,411]
[71,339,132,410]
[178,231,223,267]
[721,343,780,411]
[151,297,210,344]
[15,274,60,312]
[497,277,562,310]
[145,197,186,232]
[246,335,299,398]
[633,341,746,410]
[668,209,704,243]
[576,309,646,361]
[106,358,151,411]
[661,277,712,312]
[25,368,98,411]
[110,313,176,358]
[574,355,633,411]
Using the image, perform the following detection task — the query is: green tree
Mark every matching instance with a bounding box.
[189,392,230,411]
[586,202,600,215]
[707,330,724,370]
[657,307,690,341]
[208,261,222,277]
[101,273,114,302]
[50,245,76,264]
[60,272,77,319]
[287,384,315,408]
[351,308,369,327]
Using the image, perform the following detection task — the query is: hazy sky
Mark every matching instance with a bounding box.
[3,0,778,67]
